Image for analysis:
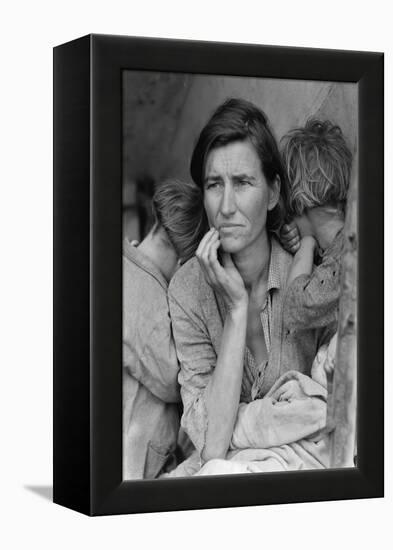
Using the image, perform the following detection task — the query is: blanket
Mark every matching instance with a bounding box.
[166,337,336,477]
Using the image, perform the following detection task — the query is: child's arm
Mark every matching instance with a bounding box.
[284,246,341,333]
[287,236,317,286]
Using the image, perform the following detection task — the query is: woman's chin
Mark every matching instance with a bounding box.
[220,237,244,255]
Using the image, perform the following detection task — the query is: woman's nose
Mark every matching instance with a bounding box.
[220,185,237,217]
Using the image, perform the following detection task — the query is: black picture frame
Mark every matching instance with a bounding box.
[53,34,384,516]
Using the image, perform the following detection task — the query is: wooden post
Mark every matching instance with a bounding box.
[329,155,358,468]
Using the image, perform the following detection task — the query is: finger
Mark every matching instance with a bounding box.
[281,226,299,241]
[197,230,220,284]
[282,221,297,234]
[207,236,221,263]
[196,227,216,258]
[199,229,220,265]
[208,238,226,272]
[204,231,220,269]
[205,239,222,285]
[287,235,300,248]
[285,220,296,231]
[196,229,214,271]
[290,241,300,253]
[196,227,215,253]
[286,227,299,240]
[281,229,299,246]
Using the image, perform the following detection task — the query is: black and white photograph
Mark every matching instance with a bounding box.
[122,71,358,480]
[3,0,389,543]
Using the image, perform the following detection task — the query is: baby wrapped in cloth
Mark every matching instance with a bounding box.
[194,334,336,475]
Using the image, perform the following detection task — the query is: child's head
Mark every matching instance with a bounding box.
[152,178,207,264]
[281,119,352,217]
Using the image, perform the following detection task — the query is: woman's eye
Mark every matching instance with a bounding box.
[205,181,220,190]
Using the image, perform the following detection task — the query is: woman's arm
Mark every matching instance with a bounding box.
[169,291,247,461]
[195,228,249,461]
[202,302,247,461]
[169,228,249,461]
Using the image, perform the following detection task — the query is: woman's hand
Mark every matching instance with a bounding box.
[280,222,300,254]
[196,228,248,312]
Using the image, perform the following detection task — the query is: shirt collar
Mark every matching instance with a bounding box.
[123,237,168,291]
[214,236,291,323]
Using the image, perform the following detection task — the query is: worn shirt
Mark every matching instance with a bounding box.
[123,238,180,480]
[168,238,324,455]
[283,230,344,336]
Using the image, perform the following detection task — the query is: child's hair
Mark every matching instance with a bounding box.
[281,119,352,216]
[152,178,207,264]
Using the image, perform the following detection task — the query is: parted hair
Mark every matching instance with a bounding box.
[281,118,352,216]
[152,178,207,263]
[190,98,288,234]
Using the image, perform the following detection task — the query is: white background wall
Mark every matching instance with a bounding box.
[0,1,390,548]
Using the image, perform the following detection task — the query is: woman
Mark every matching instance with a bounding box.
[168,99,326,470]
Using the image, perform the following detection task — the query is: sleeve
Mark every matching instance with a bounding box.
[283,256,341,331]
[123,291,180,404]
[168,291,217,456]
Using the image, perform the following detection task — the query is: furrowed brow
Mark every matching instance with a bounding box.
[204,175,222,184]
[233,173,256,181]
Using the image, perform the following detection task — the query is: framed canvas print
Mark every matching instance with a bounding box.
[53,34,383,516]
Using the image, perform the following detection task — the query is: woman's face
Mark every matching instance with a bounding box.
[203,140,280,255]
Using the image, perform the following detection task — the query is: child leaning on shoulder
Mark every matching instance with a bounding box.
[280,119,353,374]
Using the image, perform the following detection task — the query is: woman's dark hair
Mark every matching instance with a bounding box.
[152,179,207,264]
[190,98,288,234]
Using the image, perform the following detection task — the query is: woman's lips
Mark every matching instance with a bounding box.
[218,224,243,230]
[218,223,241,229]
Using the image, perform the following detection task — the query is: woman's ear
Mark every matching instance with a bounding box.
[268,175,281,211]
